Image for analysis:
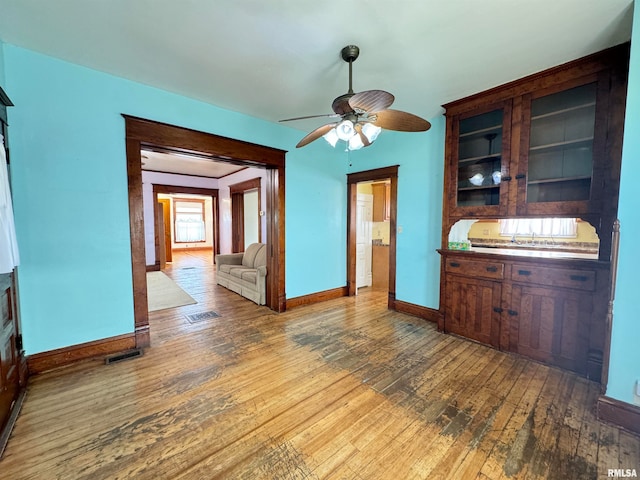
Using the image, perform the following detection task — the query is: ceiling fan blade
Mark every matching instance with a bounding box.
[349,90,395,113]
[296,123,337,148]
[280,113,340,122]
[373,109,431,132]
[354,123,371,147]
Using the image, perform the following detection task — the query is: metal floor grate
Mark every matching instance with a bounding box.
[187,311,221,324]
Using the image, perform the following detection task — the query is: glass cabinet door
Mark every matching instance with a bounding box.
[456,109,504,208]
[525,82,597,205]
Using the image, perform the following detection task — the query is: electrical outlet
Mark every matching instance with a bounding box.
[636,379,640,397]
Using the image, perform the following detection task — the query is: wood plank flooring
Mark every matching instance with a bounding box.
[1,249,638,479]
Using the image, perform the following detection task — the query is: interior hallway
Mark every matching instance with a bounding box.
[0,249,638,479]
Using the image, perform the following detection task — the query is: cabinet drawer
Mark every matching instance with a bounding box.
[510,264,596,291]
[445,258,504,279]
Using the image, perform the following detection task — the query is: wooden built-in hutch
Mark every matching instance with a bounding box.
[438,44,629,384]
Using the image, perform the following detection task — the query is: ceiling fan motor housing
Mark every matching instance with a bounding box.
[341,45,360,63]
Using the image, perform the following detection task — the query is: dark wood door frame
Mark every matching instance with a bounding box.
[152,185,220,269]
[125,115,287,348]
[347,166,399,308]
[230,177,262,251]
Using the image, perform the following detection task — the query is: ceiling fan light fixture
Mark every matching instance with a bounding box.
[335,119,355,141]
[323,128,339,147]
[348,134,365,151]
[361,123,382,143]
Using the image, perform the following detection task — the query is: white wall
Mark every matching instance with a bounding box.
[243,190,259,246]
[217,167,268,253]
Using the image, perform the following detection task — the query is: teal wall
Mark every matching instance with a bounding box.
[347,119,445,308]
[607,2,640,406]
[2,45,349,354]
[0,40,5,85]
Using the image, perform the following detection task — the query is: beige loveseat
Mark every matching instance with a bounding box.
[215,243,267,305]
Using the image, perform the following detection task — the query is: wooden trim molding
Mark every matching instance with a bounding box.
[393,299,443,324]
[27,333,136,375]
[229,177,261,194]
[597,395,640,436]
[286,287,349,309]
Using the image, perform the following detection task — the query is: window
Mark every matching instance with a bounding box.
[499,218,577,238]
[174,199,206,243]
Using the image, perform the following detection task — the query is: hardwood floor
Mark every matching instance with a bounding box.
[1,249,638,479]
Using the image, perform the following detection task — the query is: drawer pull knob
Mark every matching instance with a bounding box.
[518,270,531,276]
[515,173,526,180]
[508,310,518,316]
[493,307,503,313]
[450,262,461,268]
[570,275,588,282]
[486,266,498,272]
[502,175,512,182]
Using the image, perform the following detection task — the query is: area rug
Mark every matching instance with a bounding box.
[146,271,197,312]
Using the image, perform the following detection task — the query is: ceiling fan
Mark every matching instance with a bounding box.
[280,45,431,150]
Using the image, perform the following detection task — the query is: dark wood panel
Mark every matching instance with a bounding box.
[445,257,504,280]
[444,274,501,347]
[510,284,591,376]
[286,286,348,309]
[510,263,596,291]
[124,115,285,167]
[26,333,136,375]
[598,395,640,436]
[392,299,442,324]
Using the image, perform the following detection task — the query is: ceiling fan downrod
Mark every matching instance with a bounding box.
[341,45,360,94]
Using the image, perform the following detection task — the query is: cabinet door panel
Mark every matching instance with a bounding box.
[516,76,604,216]
[445,275,501,347]
[447,101,512,217]
[510,284,590,375]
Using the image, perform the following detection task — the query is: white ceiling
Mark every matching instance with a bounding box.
[0,0,634,172]
[141,150,247,178]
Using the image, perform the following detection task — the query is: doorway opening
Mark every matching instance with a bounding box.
[347,166,398,308]
[125,116,287,348]
[152,186,219,272]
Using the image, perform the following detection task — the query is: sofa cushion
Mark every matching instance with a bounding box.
[242,243,264,268]
[220,264,241,274]
[229,267,252,280]
[240,270,257,284]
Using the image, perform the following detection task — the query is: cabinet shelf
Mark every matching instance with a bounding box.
[531,102,596,121]
[527,175,591,185]
[458,184,500,192]
[458,153,501,165]
[459,124,502,138]
[529,137,593,152]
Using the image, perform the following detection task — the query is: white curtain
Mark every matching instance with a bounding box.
[0,134,20,273]
[500,218,577,238]
[175,219,205,242]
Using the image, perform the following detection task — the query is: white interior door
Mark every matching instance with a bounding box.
[356,193,373,290]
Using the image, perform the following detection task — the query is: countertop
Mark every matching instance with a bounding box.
[469,246,599,260]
